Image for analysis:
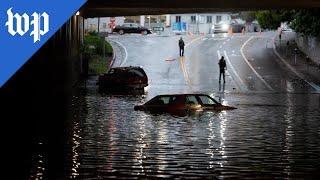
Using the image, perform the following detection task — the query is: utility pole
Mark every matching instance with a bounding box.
[294,48,298,65]
[97,17,100,33]
[196,14,200,35]
[148,16,151,29]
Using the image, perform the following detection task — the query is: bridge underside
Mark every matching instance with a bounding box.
[82,0,320,17]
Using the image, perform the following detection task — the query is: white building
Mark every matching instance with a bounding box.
[171,13,232,34]
[84,17,125,33]
[85,16,171,33]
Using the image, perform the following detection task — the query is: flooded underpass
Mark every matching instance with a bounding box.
[29,33,320,179]
[66,86,320,179]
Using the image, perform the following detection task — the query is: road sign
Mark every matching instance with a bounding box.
[152,26,164,31]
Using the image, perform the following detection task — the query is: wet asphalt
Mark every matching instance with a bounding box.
[108,32,317,96]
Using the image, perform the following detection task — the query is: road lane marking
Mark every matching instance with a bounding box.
[185,36,202,48]
[210,38,227,41]
[165,57,176,61]
[179,57,192,86]
[217,50,242,91]
[240,36,274,91]
[108,39,128,67]
[224,50,248,91]
[177,36,202,86]
[272,42,320,93]
[217,50,222,59]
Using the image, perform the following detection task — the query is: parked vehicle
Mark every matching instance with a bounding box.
[98,66,148,91]
[134,94,236,114]
[280,22,293,32]
[112,23,152,35]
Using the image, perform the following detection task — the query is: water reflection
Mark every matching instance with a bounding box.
[284,93,294,176]
[134,115,147,175]
[60,92,320,179]
[70,121,81,178]
[29,141,46,180]
[105,97,117,172]
[207,116,215,169]
[218,111,227,168]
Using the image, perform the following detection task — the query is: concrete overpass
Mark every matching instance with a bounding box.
[82,0,320,17]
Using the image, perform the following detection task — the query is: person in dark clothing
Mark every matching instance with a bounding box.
[218,56,227,83]
[179,37,185,56]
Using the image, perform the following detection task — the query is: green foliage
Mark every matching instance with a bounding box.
[255,10,281,30]
[255,9,320,37]
[105,41,113,55]
[88,55,109,74]
[290,9,320,37]
[83,33,114,74]
[239,11,256,23]
[83,33,113,56]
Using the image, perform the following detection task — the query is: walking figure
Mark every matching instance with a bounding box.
[279,33,282,40]
[179,37,185,56]
[218,56,227,83]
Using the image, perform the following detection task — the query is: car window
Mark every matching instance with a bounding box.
[146,96,172,105]
[132,24,139,28]
[186,95,199,105]
[159,96,171,105]
[128,69,145,77]
[168,96,179,104]
[198,95,218,105]
[123,24,130,27]
[108,69,115,74]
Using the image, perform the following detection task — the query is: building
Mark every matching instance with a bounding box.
[171,13,232,34]
[84,17,125,33]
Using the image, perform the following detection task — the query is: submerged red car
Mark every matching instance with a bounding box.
[98,66,148,91]
[134,94,236,113]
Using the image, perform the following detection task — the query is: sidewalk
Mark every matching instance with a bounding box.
[273,32,320,91]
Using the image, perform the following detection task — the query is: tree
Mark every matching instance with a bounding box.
[239,11,256,23]
[254,9,320,37]
[255,10,281,30]
[290,9,320,37]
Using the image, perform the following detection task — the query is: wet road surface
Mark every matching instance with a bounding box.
[30,32,320,179]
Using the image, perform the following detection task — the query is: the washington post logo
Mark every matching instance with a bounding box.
[5,8,49,43]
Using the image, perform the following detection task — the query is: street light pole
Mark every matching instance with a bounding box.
[294,48,298,65]
[196,14,199,35]
[148,16,151,29]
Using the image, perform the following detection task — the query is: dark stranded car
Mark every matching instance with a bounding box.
[134,94,236,114]
[112,23,152,35]
[98,66,148,91]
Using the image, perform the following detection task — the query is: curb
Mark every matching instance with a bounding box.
[272,35,320,93]
[107,39,116,69]
[107,39,128,67]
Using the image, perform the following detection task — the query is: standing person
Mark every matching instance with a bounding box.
[218,56,227,83]
[179,37,185,57]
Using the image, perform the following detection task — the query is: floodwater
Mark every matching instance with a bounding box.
[28,34,320,179]
[50,84,320,179]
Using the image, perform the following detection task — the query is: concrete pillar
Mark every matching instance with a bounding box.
[165,14,170,27]
[140,15,145,27]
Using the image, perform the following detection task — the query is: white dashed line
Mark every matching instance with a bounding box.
[240,36,274,91]
[224,50,248,91]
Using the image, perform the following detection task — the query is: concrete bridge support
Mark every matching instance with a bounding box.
[1,15,85,179]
